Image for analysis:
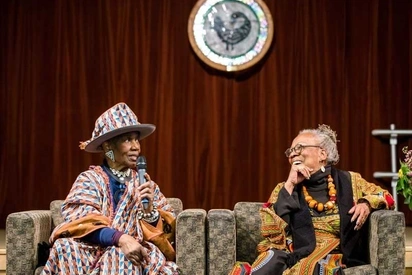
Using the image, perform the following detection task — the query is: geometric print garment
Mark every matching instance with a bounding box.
[41,165,178,275]
[42,238,178,274]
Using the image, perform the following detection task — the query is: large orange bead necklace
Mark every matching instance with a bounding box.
[302,175,337,212]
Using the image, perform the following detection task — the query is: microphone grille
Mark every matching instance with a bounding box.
[137,155,147,169]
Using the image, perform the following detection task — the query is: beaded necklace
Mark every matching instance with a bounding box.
[302,175,337,212]
[109,167,131,182]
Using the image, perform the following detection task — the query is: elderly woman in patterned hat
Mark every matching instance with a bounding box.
[41,103,179,275]
[230,125,395,275]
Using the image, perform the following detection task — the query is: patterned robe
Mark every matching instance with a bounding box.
[41,165,178,275]
[230,168,395,275]
[255,170,394,274]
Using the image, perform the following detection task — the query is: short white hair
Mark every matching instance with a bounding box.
[299,124,340,165]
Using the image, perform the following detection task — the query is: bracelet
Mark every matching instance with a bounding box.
[137,208,160,223]
[142,210,160,223]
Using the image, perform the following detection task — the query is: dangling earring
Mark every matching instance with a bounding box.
[105,150,115,162]
[321,165,325,172]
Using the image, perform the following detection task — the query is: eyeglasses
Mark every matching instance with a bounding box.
[284,144,322,157]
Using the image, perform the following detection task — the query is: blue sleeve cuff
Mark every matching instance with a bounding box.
[82,227,119,246]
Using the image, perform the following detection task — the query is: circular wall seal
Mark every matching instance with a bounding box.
[188,0,274,72]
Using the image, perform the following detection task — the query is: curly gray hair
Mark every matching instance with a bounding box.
[300,124,340,165]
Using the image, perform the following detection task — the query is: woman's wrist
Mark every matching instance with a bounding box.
[357,198,372,212]
[138,207,160,223]
[113,230,124,246]
[144,205,154,213]
[284,180,295,194]
[142,209,159,223]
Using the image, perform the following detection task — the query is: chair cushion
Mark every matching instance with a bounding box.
[343,264,377,274]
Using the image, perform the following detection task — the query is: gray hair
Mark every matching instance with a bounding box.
[300,124,340,165]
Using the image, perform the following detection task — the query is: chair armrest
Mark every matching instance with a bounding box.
[369,210,405,275]
[207,209,236,275]
[6,210,52,275]
[166,197,183,217]
[176,208,207,275]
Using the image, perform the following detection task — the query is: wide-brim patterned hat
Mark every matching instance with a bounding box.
[79,102,156,153]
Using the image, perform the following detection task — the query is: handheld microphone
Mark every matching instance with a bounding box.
[137,155,149,210]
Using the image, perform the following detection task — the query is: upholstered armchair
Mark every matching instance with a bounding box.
[207,202,405,275]
[6,198,207,275]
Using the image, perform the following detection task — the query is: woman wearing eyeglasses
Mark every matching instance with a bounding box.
[233,124,395,275]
